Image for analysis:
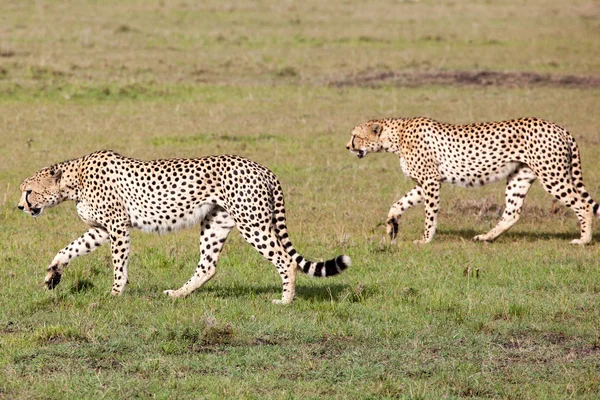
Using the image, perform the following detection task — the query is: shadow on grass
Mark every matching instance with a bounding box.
[123,281,381,303]
[438,228,581,243]
[70,278,95,294]
[297,284,354,302]
[201,282,355,302]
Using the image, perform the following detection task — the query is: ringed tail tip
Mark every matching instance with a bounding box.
[324,255,351,276]
[339,255,351,269]
[302,254,351,277]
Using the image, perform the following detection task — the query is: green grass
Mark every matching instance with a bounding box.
[1,0,600,398]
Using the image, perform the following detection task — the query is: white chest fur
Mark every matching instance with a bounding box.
[76,200,93,223]
[399,157,410,176]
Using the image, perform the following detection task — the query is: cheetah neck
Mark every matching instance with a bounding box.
[382,118,409,154]
[56,157,83,202]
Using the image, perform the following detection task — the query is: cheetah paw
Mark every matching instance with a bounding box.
[472,234,493,242]
[272,299,292,305]
[413,238,431,245]
[386,218,399,242]
[570,238,590,245]
[44,272,62,290]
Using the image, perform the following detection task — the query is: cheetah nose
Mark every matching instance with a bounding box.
[346,145,350,150]
[17,205,24,211]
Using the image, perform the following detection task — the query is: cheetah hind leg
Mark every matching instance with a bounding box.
[237,223,297,305]
[164,208,234,298]
[535,164,593,245]
[473,165,536,243]
[568,206,593,245]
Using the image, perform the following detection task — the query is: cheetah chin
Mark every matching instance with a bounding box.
[352,149,367,159]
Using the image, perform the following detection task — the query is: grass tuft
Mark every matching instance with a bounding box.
[33,325,88,345]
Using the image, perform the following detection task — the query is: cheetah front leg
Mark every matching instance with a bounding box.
[44,227,110,289]
[386,186,424,243]
[108,225,131,295]
[415,180,440,244]
[164,208,235,298]
[474,165,536,242]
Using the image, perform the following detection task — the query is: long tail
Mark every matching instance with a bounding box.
[269,179,350,277]
[568,133,600,217]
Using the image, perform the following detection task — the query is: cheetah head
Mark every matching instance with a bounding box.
[18,167,63,218]
[346,120,391,158]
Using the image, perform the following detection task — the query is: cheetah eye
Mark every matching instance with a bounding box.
[26,190,32,195]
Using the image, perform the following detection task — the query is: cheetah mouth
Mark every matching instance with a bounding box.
[23,191,43,217]
[349,149,367,159]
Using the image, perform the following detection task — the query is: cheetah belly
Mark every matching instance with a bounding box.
[439,161,520,188]
[128,202,215,234]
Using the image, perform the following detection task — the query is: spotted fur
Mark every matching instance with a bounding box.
[347,117,600,244]
[18,150,350,304]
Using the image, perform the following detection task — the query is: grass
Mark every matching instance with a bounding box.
[1,0,599,398]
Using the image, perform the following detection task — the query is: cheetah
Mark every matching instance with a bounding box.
[347,117,600,244]
[18,150,350,304]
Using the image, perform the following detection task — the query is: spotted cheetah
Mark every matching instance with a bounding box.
[347,117,599,244]
[18,150,350,304]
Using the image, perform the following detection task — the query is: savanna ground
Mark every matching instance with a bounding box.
[1,0,599,398]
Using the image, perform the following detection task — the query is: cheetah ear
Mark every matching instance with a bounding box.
[372,123,383,136]
[50,169,62,183]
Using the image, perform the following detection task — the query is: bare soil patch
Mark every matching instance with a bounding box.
[331,70,600,89]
